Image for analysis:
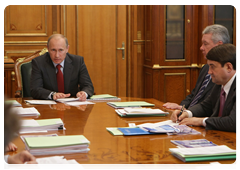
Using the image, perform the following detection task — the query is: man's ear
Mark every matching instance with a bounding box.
[218,41,223,45]
[225,62,233,73]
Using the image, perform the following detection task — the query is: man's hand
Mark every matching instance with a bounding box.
[76,91,87,101]
[163,102,183,110]
[7,150,37,164]
[53,93,71,100]
[179,117,204,126]
[171,110,189,122]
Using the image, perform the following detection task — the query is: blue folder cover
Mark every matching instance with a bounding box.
[118,127,153,135]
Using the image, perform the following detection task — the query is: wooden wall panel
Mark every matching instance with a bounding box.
[144,67,152,98]
[5,5,47,36]
[77,5,117,95]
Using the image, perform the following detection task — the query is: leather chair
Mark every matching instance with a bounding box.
[14,48,48,98]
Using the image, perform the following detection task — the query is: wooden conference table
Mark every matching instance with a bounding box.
[8,97,236,164]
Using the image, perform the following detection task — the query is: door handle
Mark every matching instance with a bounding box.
[117,42,125,59]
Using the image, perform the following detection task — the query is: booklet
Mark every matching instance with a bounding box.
[171,139,217,148]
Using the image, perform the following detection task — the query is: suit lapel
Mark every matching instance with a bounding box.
[45,54,58,91]
[222,78,236,116]
[63,54,73,92]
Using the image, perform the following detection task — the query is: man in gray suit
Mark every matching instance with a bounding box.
[30,34,94,101]
[171,44,236,132]
[163,24,230,110]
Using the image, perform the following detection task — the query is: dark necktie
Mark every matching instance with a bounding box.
[56,64,64,93]
[218,88,226,117]
[189,74,211,108]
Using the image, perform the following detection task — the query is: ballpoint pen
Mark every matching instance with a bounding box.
[176,105,185,123]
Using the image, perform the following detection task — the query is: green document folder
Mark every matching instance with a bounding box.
[35,118,63,126]
[184,154,236,162]
[107,101,155,108]
[90,94,118,99]
[24,135,90,149]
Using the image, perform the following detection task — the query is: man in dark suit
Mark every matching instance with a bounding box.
[30,34,94,101]
[171,44,236,132]
[163,24,230,109]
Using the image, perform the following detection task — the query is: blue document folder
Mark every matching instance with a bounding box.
[118,127,153,135]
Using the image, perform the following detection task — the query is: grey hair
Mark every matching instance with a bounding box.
[47,34,69,48]
[202,24,230,44]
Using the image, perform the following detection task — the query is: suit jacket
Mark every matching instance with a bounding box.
[180,64,215,109]
[30,52,94,99]
[189,78,236,132]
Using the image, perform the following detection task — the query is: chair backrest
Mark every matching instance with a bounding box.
[14,48,48,98]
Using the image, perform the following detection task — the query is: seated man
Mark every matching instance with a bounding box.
[171,44,236,132]
[30,34,94,101]
[164,24,230,109]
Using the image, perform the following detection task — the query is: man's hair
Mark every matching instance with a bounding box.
[206,44,236,70]
[4,100,21,152]
[202,24,230,44]
[47,34,69,48]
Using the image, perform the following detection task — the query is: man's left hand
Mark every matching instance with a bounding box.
[77,91,87,101]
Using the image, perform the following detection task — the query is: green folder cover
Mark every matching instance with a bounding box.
[90,94,118,99]
[184,154,236,162]
[106,127,137,135]
[172,152,236,162]
[24,135,90,149]
[108,101,155,108]
[36,118,63,126]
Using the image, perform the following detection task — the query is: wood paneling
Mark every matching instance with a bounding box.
[76,5,127,96]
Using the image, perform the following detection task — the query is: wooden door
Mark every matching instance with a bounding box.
[77,5,127,97]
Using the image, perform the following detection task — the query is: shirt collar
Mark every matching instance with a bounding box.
[222,73,236,96]
[53,60,65,68]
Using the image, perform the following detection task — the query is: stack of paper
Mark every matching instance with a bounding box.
[36,156,79,164]
[20,118,64,133]
[115,108,168,117]
[169,145,236,162]
[21,135,90,155]
[12,107,40,117]
[107,101,155,109]
[25,100,57,105]
[137,120,200,135]
[88,94,121,101]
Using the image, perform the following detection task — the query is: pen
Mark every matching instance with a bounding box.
[177,105,185,123]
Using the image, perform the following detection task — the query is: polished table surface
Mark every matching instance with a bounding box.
[8,97,236,164]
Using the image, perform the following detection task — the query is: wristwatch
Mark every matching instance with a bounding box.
[51,92,56,100]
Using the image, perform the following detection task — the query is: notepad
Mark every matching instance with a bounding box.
[107,101,155,109]
[87,94,121,101]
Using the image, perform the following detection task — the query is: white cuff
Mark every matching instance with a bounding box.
[202,117,208,127]
[185,110,193,118]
